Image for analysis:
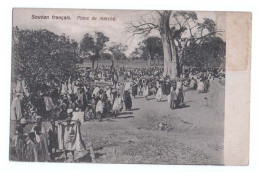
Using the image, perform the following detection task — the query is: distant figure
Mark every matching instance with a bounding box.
[124,91,132,111]
[156,85,163,101]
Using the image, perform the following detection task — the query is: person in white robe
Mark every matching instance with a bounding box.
[197,79,205,93]
[73,82,79,94]
[61,82,68,95]
[106,87,111,98]
[143,84,149,99]
[11,94,23,121]
[112,94,123,117]
[189,77,196,90]
[92,86,100,97]
[68,81,74,95]
[15,80,23,93]
[95,100,104,120]
[156,85,163,101]
[124,80,131,91]
[22,80,30,97]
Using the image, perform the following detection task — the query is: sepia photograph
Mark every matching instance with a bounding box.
[10,8,227,164]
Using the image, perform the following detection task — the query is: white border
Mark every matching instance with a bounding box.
[1,0,259,175]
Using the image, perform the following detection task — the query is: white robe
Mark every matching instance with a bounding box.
[124,82,131,91]
[92,87,100,96]
[143,86,149,97]
[113,97,122,112]
[11,97,22,120]
[43,96,55,111]
[106,89,111,99]
[197,81,205,92]
[190,79,195,89]
[15,81,23,93]
[68,82,73,94]
[156,87,163,100]
[61,83,68,94]
[72,111,84,123]
[96,100,103,113]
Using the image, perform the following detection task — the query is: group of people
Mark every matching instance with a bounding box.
[10,64,221,162]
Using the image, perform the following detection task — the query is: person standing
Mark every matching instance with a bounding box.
[156,85,163,102]
[143,83,149,100]
[24,132,38,162]
[10,125,26,161]
[95,99,104,121]
[10,93,23,137]
[11,93,23,121]
[131,81,138,98]
[33,125,50,162]
[124,90,132,111]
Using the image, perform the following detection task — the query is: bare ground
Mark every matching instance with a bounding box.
[75,79,225,165]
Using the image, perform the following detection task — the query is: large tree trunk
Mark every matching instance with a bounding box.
[160,11,178,79]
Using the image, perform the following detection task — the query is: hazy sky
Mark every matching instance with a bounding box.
[13,8,226,56]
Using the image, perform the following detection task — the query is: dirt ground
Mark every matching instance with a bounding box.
[71,79,224,165]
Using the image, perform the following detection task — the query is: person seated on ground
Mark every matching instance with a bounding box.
[84,105,94,121]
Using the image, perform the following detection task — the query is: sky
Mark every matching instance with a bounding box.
[13,8,226,56]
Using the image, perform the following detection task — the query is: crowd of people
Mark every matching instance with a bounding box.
[10,64,223,162]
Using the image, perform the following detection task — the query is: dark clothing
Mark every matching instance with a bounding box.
[132,84,138,97]
[124,91,132,110]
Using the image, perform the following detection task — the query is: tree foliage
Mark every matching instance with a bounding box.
[126,11,224,76]
[12,27,80,83]
[130,37,163,62]
[80,32,109,68]
[183,36,226,69]
[108,42,128,60]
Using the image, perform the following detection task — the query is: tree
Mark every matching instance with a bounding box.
[108,42,128,67]
[12,27,80,86]
[130,37,163,66]
[80,32,109,68]
[136,37,163,67]
[183,36,226,70]
[126,11,222,78]
[171,11,222,74]
[126,11,179,77]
